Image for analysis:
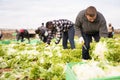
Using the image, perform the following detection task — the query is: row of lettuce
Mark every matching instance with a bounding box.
[0,37,120,80]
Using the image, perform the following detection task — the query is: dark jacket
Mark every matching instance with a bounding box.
[75,10,108,37]
[35,27,48,43]
[38,27,46,36]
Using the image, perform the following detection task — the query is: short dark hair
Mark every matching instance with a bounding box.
[42,23,44,25]
[109,23,111,26]
[35,29,39,34]
[46,21,52,28]
[85,6,97,17]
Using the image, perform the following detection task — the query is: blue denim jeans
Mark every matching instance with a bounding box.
[82,32,100,59]
[62,26,75,49]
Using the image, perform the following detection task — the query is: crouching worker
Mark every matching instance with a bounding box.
[46,19,75,49]
[16,29,30,43]
[35,27,48,43]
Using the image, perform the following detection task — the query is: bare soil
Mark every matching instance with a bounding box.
[1,29,36,39]
[1,29,120,39]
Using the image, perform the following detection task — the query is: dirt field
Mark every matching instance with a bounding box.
[0,28,120,40]
[1,29,36,40]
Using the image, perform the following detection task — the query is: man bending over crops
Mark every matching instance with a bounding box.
[75,6,108,60]
[16,29,30,43]
[46,19,75,49]
[35,25,48,43]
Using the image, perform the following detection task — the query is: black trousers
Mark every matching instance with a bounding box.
[39,35,48,43]
[108,32,113,38]
[0,34,3,40]
[82,32,100,59]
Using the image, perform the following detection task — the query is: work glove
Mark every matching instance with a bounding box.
[55,39,60,44]
[51,43,58,49]
[55,41,59,44]
[79,37,87,50]
[45,43,50,47]
[112,32,114,35]
[44,31,48,36]
[79,37,84,44]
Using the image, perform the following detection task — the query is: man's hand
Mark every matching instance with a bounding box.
[52,43,57,49]
[44,31,48,36]
[112,32,114,35]
[55,41,59,44]
[79,37,84,44]
[45,43,49,47]
[79,37,87,50]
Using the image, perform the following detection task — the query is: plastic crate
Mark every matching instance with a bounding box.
[0,40,11,44]
[66,62,120,80]
[30,39,41,44]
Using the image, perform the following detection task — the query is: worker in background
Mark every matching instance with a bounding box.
[0,30,3,40]
[35,25,48,43]
[46,19,75,49]
[16,29,30,43]
[108,23,114,38]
